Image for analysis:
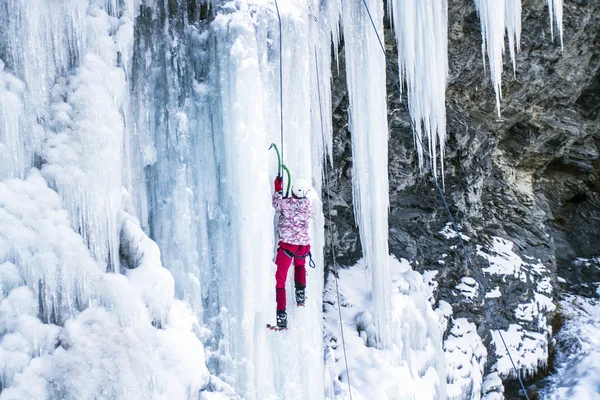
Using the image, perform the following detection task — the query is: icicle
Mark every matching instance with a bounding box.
[387,0,448,177]
[547,0,564,50]
[474,0,522,118]
[505,0,522,76]
[309,0,341,167]
[0,61,26,180]
[0,0,88,112]
[341,0,391,349]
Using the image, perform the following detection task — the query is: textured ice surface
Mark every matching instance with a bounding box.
[341,0,391,348]
[323,257,446,399]
[0,172,208,399]
[0,0,569,397]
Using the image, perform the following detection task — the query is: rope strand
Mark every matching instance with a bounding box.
[359,0,530,398]
[315,47,353,400]
[274,0,284,177]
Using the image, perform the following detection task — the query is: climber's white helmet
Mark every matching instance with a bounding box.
[292,178,311,198]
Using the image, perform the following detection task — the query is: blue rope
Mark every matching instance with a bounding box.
[359,0,530,398]
[274,0,284,177]
[315,47,354,400]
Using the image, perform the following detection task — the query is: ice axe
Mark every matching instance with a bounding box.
[269,143,292,197]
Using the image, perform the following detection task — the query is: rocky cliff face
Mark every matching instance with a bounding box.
[325,0,600,395]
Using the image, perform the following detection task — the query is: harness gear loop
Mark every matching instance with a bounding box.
[280,247,316,269]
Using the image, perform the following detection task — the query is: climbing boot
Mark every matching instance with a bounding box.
[295,287,306,307]
[276,310,288,329]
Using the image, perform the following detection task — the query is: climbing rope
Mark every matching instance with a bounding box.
[315,48,354,400]
[359,0,530,398]
[274,0,284,178]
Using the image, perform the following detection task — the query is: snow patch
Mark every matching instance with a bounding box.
[439,223,470,241]
[445,318,487,400]
[491,324,547,379]
[324,257,446,399]
[542,295,600,399]
[486,287,502,299]
[455,277,480,301]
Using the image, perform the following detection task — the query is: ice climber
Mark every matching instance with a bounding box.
[271,175,313,330]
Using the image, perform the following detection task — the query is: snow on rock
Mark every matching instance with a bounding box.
[444,318,487,400]
[491,324,547,379]
[439,222,470,241]
[542,295,600,399]
[481,372,504,400]
[475,236,554,380]
[485,286,502,299]
[477,236,548,282]
[324,257,446,399]
[455,277,480,301]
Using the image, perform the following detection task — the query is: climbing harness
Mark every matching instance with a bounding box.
[315,48,354,400]
[281,247,317,269]
[359,1,530,398]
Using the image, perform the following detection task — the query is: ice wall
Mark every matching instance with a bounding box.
[341,0,391,348]
[387,0,448,176]
[132,0,339,397]
[0,0,208,398]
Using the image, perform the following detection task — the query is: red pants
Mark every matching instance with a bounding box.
[275,241,310,311]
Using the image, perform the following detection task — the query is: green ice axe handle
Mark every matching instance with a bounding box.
[269,143,282,176]
[282,164,291,197]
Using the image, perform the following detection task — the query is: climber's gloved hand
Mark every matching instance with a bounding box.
[274,176,283,193]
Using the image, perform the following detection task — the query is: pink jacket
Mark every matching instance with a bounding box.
[272,192,313,245]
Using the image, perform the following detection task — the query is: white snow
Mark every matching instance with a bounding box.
[486,286,502,299]
[0,172,209,399]
[444,318,487,400]
[481,372,504,400]
[456,277,480,301]
[323,257,446,399]
[477,236,548,283]
[491,324,547,379]
[439,223,471,241]
[542,295,600,399]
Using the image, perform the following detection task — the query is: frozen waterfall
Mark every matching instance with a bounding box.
[0,0,566,399]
